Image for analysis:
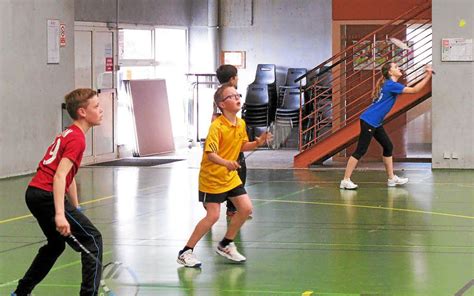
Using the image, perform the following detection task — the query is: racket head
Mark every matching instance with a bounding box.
[100,261,139,296]
[269,118,294,149]
[389,37,410,50]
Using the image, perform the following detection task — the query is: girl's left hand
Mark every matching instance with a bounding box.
[425,65,434,75]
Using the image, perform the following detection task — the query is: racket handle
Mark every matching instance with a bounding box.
[425,64,435,75]
[69,234,102,266]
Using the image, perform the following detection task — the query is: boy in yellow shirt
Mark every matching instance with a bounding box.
[177,83,271,267]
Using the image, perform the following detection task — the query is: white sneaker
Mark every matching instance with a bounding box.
[340,179,358,190]
[177,249,202,268]
[387,175,408,187]
[216,242,246,262]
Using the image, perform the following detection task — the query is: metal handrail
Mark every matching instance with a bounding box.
[298,3,432,152]
[295,1,431,83]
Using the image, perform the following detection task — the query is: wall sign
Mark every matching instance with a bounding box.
[220,51,246,69]
[59,24,66,47]
[47,19,60,64]
[441,38,473,62]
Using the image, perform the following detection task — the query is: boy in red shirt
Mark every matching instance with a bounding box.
[13,88,104,296]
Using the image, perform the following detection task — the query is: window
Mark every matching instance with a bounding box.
[119,29,153,60]
[117,27,188,149]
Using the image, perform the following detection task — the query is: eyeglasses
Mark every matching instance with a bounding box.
[222,93,242,102]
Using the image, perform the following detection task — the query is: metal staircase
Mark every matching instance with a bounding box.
[294,2,432,168]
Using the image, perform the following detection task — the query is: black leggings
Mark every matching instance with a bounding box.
[15,186,103,296]
[352,119,393,160]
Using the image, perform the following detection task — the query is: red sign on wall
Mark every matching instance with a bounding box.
[59,24,66,47]
[105,57,113,72]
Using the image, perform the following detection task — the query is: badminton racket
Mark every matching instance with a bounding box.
[270,118,294,150]
[244,123,272,160]
[390,37,435,75]
[69,234,139,296]
[389,37,411,50]
[243,118,294,161]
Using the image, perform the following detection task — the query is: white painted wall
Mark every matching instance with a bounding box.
[75,0,192,25]
[432,0,474,168]
[219,0,332,90]
[0,0,75,178]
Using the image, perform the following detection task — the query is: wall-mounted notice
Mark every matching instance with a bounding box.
[441,38,473,62]
[47,19,60,64]
[220,51,246,69]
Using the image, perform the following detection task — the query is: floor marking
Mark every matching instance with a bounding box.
[245,240,473,250]
[2,281,322,296]
[247,179,474,187]
[0,251,112,288]
[0,183,171,225]
[455,279,474,296]
[0,214,34,224]
[252,186,318,209]
[252,198,474,220]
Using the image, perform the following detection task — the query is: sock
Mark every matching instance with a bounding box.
[179,246,193,255]
[220,237,233,248]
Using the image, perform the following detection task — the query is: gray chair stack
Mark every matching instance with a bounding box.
[244,64,277,140]
[278,68,307,107]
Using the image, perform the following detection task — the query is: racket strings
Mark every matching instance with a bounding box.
[270,119,294,150]
[101,262,140,295]
[69,235,139,295]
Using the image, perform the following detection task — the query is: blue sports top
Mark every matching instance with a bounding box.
[360,79,405,127]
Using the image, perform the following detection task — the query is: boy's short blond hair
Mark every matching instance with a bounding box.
[65,88,97,120]
[213,83,235,112]
[213,83,233,105]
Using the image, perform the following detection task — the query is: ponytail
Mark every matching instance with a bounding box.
[372,76,385,100]
[372,62,393,101]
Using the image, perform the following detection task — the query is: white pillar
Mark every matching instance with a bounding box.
[208,0,219,71]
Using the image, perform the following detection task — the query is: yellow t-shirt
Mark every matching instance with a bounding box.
[199,115,249,194]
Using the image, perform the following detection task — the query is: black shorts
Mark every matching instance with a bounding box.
[199,184,247,203]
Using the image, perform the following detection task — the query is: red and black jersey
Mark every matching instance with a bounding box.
[29,124,86,193]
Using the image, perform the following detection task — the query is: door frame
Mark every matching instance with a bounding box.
[75,21,118,164]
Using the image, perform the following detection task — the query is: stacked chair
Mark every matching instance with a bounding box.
[278,68,307,107]
[244,64,277,141]
[314,66,332,141]
[243,65,307,147]
[243,83,270,141]
[253,64,278,123]
[274,88,303,148]
[302,66,333,146]
[272,68,307,148]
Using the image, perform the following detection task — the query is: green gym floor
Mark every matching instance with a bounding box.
[0,153,473,296]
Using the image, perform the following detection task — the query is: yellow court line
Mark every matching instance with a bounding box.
[0,214,34,224]
[78,194,114,206]
[249,180,474,187]
[252,241,474,250]
[0,195,114,225]
[0,182,170,225]
[252,198,474,220]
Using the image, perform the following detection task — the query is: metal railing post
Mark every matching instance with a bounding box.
[372,34,377,91]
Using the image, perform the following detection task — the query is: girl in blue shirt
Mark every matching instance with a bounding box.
[340,62,433,189]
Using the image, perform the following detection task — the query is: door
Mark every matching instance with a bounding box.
[75,23,116,163]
